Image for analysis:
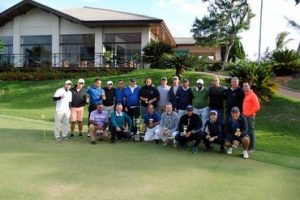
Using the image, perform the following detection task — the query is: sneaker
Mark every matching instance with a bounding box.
[163,139,168,146]
[192,146,198,154]
[56,137,61,142]
[79,133,83,138]
[91,141,96,145]
[243,150,249,159]
[70,133,74,138]
[87,133,91,137]
[227,147,233,155]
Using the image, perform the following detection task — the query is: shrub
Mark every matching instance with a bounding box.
[270,49,300,76]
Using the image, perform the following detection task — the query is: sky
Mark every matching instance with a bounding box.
[0,0,299,60]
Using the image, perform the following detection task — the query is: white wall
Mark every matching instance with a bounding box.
[0,21,13,36]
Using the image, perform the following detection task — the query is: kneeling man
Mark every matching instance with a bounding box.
[144,104,161,142]
[89,103,109,144]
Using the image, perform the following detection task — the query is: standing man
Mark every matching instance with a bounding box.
[157,77,171,113]
[87,78,106,136]
[139,77,160,117]
[53,80,73,142]
[226,77,245,120]
[242,82,260,152]
[225,107,250,159]
[103,80,116,117]
[115,80,126,106]
[70,78,87,138]
[168,76,180,112]
[192,79,209,130]
[208,76,226,123]
[177,78,194,118]
[88,103,109,144]
[159,103,180,146]
[110,104,132,144]
[175,105,202,154]
[123,78,141,134]
[144,104,161,142]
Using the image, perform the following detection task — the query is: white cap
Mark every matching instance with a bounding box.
[197,79,204,84]
[78,78,85,84]
[65,80,73,85]
[107,80,113,85]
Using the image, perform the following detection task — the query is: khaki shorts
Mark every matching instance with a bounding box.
[70,107,84,122]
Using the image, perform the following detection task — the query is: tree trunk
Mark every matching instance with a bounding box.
[175,66,184,80]
[223,44,233,70]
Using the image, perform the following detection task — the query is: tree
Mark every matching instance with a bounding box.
[228,39,246,62]
[142,40,173,68]
[275,31,294,50]
[191,0,254,67]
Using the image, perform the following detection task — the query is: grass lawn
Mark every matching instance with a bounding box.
[283,76,300,91]
[0,69,300,199]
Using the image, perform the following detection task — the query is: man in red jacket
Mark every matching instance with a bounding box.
[242,82,260,152]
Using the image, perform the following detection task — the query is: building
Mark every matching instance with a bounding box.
[0,0,221,68]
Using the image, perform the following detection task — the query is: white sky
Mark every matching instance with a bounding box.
[0,0,299,60]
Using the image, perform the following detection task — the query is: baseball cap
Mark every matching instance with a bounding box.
[183,78,189,82]
[231,107,240,113]
[196,79,204,84]
[107,80,113,85]
[77,78,85,84]
[210,110,218,115]
[186,105,193,111]
[130,78,136,82]
[172,76,179,80]
[65,80,73,85]
[161,77,167,81]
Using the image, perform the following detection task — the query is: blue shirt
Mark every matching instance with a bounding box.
[124,86,141,107]
[115,88,125,105]
[144,111,161,125]
[87,86,104,105]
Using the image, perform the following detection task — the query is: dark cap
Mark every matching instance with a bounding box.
[186,105,193,111]
[231,107,240,113]
[130,78,136,82]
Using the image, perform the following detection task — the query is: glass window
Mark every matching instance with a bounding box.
[104,33,141,43]
[0,36,13,54]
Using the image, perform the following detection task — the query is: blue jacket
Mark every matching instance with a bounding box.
[123,86,141,107]
[144,111,161,125]
[87,86,104,105]
[115,88,125,105]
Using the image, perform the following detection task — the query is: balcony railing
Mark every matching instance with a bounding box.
[0,53,142,68]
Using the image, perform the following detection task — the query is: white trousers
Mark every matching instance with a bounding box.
[54,110,70,139]
[159,129,179,142]
[194,106,209,130]
[144,125,160,142]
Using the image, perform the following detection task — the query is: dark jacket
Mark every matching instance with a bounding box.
[177,87,194,110]
[178,113,202,134]
[139,85,160,108]
[103,87,116,107]
[208,86,226,109]
[70,86,87,108]
[225,115,248,138]
[168,85,181,110]
[226,87,245,114]
[204,120,225,139]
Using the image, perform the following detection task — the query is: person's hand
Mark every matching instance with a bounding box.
[148,123,154,128]
[206,135,210,139]
[180,132,185,136]
[125,107,128,112]
[235,130,241,137]
[209,137,215,142]
[61,94,65,99]
[186,131,192,137]
[123,128,128,133]
[116,127,121,132]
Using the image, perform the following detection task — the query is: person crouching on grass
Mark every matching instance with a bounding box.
[144,104,161,143]
[203,110,225,153]
[225,107,250,159]
[109,104,132,144]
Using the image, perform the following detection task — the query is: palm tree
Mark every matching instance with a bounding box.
[275,31,294,50]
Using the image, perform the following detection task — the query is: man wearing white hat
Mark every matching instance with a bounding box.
[53,80,73,141]
[192,79,209,131]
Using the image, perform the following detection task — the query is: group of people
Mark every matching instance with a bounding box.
[53,75,260,159]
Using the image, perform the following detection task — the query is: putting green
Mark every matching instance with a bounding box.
[0,114,299,200]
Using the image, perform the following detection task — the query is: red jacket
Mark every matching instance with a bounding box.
[243,90,260,116]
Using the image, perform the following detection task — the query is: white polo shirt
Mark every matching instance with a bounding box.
[53,87,72,112]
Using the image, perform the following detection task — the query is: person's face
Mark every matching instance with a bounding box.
[145,79,152,86]
[118,81,125,89]
[212,78,219,86]
[187,110,193,117]
[95,80,101,88]
[183,81,189,88]
[231,111,240,120]
[130,81,136,87]
[77,82,84,89]
[107,83,113,89]
[161,79,167,85]
[64,84,72,90]
[231,79,239,89]
[116,105,123,113]
[173,78,179,85]
[147,106,154,114]
[97,105,104,112]
[210,113,217,122]
[165,105,172,114]
[243,83,251,92]
[197,83,203,89]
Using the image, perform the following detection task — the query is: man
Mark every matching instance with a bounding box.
[115,80,125,106]
[242,82,260,152]
[203,110,225,153]
[168,76,181,112]
[226,77,245,120]
[139,77,160,117]
[177,78,194,118]
[225,107,250,159]
[175,105,202,154]
[53,80,73,142]
[103,80,116,117]
[87,78,106,136]
[70,78,87,138]
[88,103,109,144]
[123,78,141,134]
[110,104,132,144]
[157,77,171,113]
[208,76,226,123]
[144,104,161,142]
[192,79,209,130]
[159,103,180,146]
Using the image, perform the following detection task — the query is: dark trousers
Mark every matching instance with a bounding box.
[126,107,140,133]
[109,125,132,142]
[88,104,97,126]
[175,132,201,147]
[203,136,224,149]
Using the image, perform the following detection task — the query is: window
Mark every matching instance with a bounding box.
[0,36,13,67]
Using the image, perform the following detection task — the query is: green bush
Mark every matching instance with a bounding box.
[228,61,278,102]
[270,49,300,76]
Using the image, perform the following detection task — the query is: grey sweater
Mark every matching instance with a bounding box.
[160,111,180,133]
